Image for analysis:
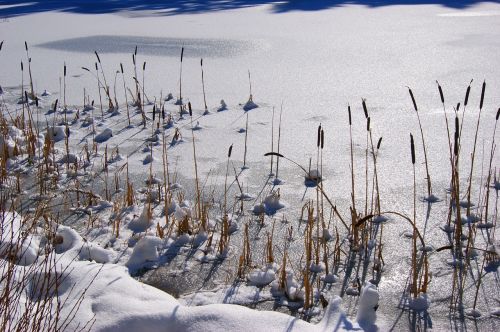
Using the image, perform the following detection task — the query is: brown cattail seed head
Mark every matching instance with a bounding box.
[464,84,471,106]
[410,134,415,164]
[408,88,417,112]
[480,80,486,109]
[436,81,444,104]
[362,99,368,118]
[348,105,352,126]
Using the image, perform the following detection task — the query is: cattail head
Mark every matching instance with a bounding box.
[53,99,58,113]
[228,144,233,158]
[134,45,138,56]
[362,99,368,118]
[456,102,460,113]
[480,80,486,109]
[64,63,66,77]
[24,91,28,103]
[366,117,370,131]
[408,87,417,112]
[24,41,28,52]
[348,104,352,126]
[95,62,98,71]
[143,61,146,71]
[21,61,23,71]
[454,116,459,156]
[120,63,124,74]
[132,54,136,65]
[496,108,500,121]
[377,137,382,150]
[181,47,184,62]
[464,80,472,106]
[410,134,415,164]
[317,124,322,147]
[35,97,38,108]
[0,41,3,51]
[153,105,156,121]
[82,66,90,72]
[436,80,444,104]
[94,51,101,63]
[201,58,203,67]
[320,129,324,150]
[188,102,192,117]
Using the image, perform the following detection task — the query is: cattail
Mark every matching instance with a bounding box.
[228,144,233,158]
[188,101,192,117]
[456,102,460,112]
[132,53,136,65]
[82,66,90,72]
[64,63,66,77]
[377,137,382,150]
[0,41,3,51]
[410,134,415,164]
[464,82,471,106]
[181,47,184,62]
[454,116,459,156]
[24,41,28,51]
[348,104,352,125]
[496,108,499,121]
[53,99,58,113]
[480,80,486,110]
[143,61,146,71]
[21,61,23,71]
[153,105,156,122]
[436,81,444,104]
[317,124,321,147]
[134,45,138,56]
[366,117,370,131]
[320,129,324,149]
[408,87,417,112]
[362,98,368,118]
[120,63,124,74]
[95,51,101,63]
[95,62,98,71]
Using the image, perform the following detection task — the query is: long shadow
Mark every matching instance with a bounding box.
[0,1,494,18]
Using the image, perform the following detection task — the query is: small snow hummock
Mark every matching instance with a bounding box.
[128,205,153,232]
[46,126,67,142]
[252,192,285,215]
[356,282,379,330]
[243,96,258,111]
[126,236,163,272]
[408,293,430,311]
[217,99,228,112]
[247,267,276,286]
[94,128,113,143]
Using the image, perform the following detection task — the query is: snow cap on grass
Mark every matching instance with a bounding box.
[126,235,163,272]
[356,282,379,330]
[94,128,113,143]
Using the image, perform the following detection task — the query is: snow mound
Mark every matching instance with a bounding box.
[126,236,163,272]
[55,226,114,264]
[247,268,276,286]
[94,128,113,143]
[356,282,379,330]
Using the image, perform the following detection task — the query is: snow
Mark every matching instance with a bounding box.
[356,282,379,330]
[94,127,113,143]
